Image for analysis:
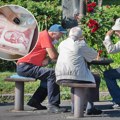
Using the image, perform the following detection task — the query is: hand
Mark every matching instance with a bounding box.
[96,50,103,60]
[106,30,114,36]
[115,31,120,37]
[41,58,49,66]
[96,53,101,60]
[0,6,20,25]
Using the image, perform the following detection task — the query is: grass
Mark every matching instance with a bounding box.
[0,72,109,93]
[0,71,112,102]
[1,70,120,102]
[0,72,40,94]
[0,72,15,94]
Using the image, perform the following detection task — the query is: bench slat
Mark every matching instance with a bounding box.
[61,82,96,88]
[4,74,36,82]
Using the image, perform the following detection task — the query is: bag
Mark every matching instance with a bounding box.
[61,17,78,29]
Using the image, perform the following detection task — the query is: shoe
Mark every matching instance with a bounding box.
[86,107,102,115]
[47,105,67,113]
[27,99,47,110]
[112,103,120,109]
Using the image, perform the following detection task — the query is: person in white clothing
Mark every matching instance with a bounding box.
[55,26,102,115]
[103,18,120,109]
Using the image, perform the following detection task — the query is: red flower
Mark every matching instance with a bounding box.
[98,50,103,56]
[91,2,96,7]
[87,4,92,7]
[87,19,99,33]
[91,26,99,33]
[88,23,93,28]
[87,2,96,13]
[87,19,98,27]
[87,7,94,12]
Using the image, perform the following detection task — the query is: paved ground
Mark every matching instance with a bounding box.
[0,100,120,120]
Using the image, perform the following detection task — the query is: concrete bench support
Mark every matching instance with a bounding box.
[74,87,86,117]
[4,74,36,111]
[15,82,24,110]
[59,82,96,118]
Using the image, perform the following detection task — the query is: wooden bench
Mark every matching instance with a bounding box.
[59,82,96,118]
[4,74,36,111]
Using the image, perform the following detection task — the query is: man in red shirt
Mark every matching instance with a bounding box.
[17,24,67,113]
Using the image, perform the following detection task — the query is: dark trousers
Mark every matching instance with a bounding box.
[17,63,60,106]
[88,73,101,102]
[104,69,120,104]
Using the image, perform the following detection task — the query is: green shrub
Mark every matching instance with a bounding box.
[0,0,62,30]
[0,60,16,72]
[81,4,120,57]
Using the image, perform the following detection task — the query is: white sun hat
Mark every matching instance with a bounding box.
[112,18,120,30]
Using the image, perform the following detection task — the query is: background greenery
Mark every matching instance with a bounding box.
[81,5,120,58]
[0,0,120,102]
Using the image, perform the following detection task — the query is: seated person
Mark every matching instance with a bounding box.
[55,26,102,115]
[17,24,67,113]
[103,18,120,109]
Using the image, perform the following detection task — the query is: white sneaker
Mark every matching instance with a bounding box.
[112,103,120,109]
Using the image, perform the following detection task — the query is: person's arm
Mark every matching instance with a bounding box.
[78,40,98,62]
[82,46,98,62]
[0,6,20,24]
[46,47,58,61]
[41,47,58,66]
[103,30,120,54]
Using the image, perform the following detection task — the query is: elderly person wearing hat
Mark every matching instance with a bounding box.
[17,24,67,113]
[103,18,120,109]
[55,26,102,115]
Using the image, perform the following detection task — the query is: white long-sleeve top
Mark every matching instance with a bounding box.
[103,35,120,73]
[55,37,98,83]
[103,35,120,53]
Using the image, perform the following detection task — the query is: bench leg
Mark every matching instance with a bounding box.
[15,82,24,111]
[74,87,87,118]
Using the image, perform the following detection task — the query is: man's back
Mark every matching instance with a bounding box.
[17,30,53,66]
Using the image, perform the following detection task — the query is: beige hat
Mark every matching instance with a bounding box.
[112,18,120,30]
[69,26,82,38]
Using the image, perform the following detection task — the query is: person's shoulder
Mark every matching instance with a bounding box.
[39,30,47,34]
[39,30,49,39]
[59,38,70,45]
[76,39,86,45]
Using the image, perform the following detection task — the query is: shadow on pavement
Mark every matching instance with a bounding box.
[0,102,14,106]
